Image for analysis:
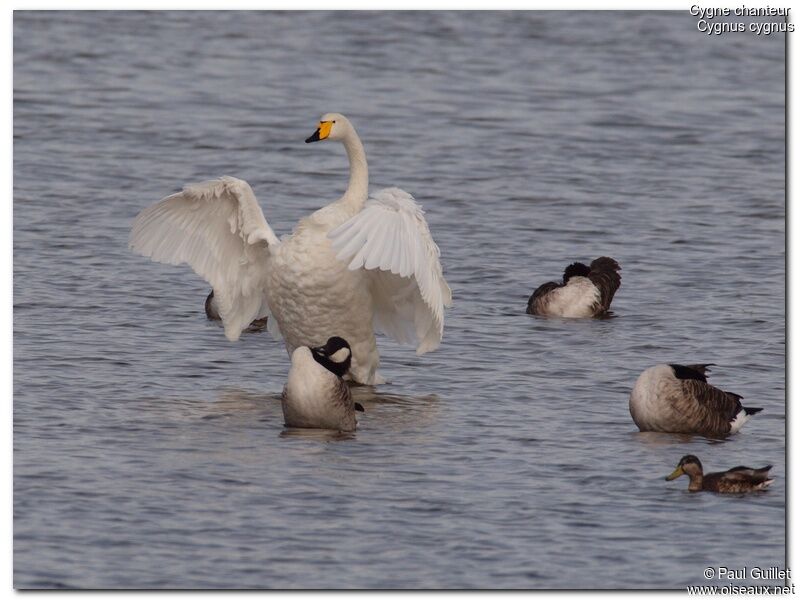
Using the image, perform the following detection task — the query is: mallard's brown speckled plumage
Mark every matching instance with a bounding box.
[665,455,774,493]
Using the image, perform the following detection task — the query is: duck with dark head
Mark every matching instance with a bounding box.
[665,455,774,493]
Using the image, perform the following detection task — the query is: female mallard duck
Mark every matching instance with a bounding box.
[129,113,451,385]
[666,455,774,493]
[282,336,364,432]
[526,257,621,317]
[630,364,762,437]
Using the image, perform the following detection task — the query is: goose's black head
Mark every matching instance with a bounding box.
[563,262,591,283]
[310,336,352,378]
[669,364,709,383]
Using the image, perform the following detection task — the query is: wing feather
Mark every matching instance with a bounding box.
[722,466,772,481]
[526,281,562,315]
[678,379,744,435]
[129,176,280,341]
[380,223,398,271]
[329,187,451,354]
[587,257,621,312]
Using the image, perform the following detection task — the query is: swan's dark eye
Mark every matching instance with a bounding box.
[332,120,336,123]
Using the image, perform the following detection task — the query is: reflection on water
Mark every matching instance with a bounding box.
[196,385,444,440]
[352,389,441,431]
[278,388,442,438]
[351,389,440,406]
[279,428,357,442]
[632,431,711,448]
[213,388,281,410]
[14,10,784,590]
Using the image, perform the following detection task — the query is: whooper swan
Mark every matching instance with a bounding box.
[129,113,452,385]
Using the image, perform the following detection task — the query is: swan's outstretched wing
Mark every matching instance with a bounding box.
[328,187,452,354]
[129,176,281,341]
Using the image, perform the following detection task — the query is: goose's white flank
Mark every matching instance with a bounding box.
[129,113,451,384]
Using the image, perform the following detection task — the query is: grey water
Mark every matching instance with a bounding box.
[13,11,785,589]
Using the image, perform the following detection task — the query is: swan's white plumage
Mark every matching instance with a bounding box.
[129,176,280,341]
[329,188,452,354]
[129,114,450,384]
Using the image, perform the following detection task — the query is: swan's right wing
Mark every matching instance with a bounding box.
[328,188,452,354]
[129,176,281,341]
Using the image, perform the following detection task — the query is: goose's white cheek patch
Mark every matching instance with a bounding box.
[330,347,351,363]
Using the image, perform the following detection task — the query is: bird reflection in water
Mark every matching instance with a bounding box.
[630,430,727,448]
[204,387,441,438]
[280,388,441,438]
[195,388,281,424]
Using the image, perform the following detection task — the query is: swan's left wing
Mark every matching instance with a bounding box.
[129,177,280,342]
[328,188,452,354]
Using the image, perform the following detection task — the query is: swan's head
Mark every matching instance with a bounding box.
[305,113,353,144]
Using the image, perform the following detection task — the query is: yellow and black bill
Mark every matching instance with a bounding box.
[305,121,333,143]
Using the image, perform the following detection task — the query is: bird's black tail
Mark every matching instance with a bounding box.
[587,256,622,311]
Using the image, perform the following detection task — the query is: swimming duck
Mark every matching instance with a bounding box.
[204,290,267,333]
[282,336,364,432]
[129,113,452,384]
[526,257,621,317]
[630,364,762,437]
[666,455,774,493]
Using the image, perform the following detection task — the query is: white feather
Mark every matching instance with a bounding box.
[129,177,280,341]
[329,187,453,355]
[544,277,600,318]
[330,347,351,363]
[729,409,753,434]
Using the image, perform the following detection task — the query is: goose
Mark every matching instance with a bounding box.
[665,455,774,493]
[129,113,452,384]
[629,364,762,438]
[282,336,363,432]
[526,257,621,318]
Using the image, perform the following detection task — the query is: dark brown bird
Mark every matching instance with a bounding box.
[527,257,621,317]
[205,290,268,333]
[630,364,762,438]
[666,455,774,493]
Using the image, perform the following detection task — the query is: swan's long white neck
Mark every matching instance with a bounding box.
[340,130,368,213]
